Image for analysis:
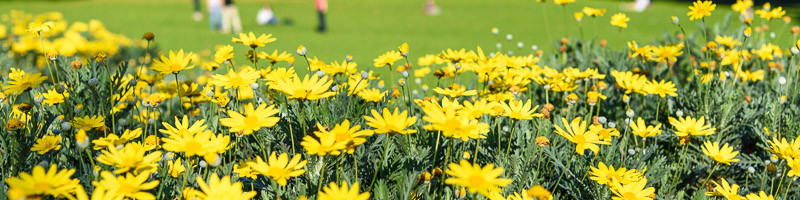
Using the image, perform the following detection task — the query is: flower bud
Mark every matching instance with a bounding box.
[401,71,409,78]
[142,32,155,41]
[74,104,84,113]
[296,45,307,56]
[598,116,607,124]
[608,122,616,128]
[163,152,175,161]
[71,60,82,69]
[505,34,513,41]
[744,27,752,38]
[491,27,499,35]
[331,85,339,92]
[779,77,787,85]
[676,110,684,117]
[517,41,524,48]
[316,70,325,78]
[361,71,369,79]
[250,83,259,90]
[670,16,679,24]
[626,109,635,118]
[61,122,72,131]
[88,78,99,87]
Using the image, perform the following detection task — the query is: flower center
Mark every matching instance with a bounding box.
[685,127,697,135]
[622,192,638,199]
[444,118,462,130]
[243,116,260,128]
[169,64,183,73]
[267,166,288,176]
[118,182,138,194]
[573,134,586,144]
[34,182,52,191]
[295,89,310,99]
[184,140,203,154]
[466,174,486,186]
[229,76,244,88]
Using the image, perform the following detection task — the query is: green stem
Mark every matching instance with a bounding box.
[432,131,442,167]
[775,165,787,196]
[370,134,393,191]
[317,156,326,193]
[353,154,359,181]
[701,163,719,190]
[472,138,480,164]
[174,73,184,115]
[784,178,793,198]
[552,152,575,191]
[581,154,597,182]
[503,120,519,166]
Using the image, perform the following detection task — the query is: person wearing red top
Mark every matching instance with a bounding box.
[315,0,328,32]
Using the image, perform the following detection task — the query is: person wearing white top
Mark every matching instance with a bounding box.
[207,0,223,30]
[257,5,278,25]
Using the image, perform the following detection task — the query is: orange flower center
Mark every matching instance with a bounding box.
[33,182,52,191]
[466,174,486,186]
[243,116,259,128]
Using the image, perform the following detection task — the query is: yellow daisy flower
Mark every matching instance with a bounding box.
[248,152,308,186]
[151,49,195,74]
[701,141,740,165]
[444,160,512,198]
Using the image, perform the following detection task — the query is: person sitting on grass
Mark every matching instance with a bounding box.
[257,4,279,25]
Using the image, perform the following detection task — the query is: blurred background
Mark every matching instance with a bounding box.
[3,0,799,65]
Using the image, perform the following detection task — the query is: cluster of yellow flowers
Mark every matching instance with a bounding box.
[3,0,800,199]
[1,10,134,66]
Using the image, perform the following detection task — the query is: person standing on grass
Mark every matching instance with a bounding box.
[192,0,203,21]
[222,0,243,34]
[315,0,327,32]
[207,0,223,31]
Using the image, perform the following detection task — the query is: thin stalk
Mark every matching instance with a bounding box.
[552,152,576,191]
[701,163,719,190]
[370,134,393,191]
[317,156,327,193]
[432,131,442,167]
[353,154,359,181]
[174,73,184,115]
[581,154,597,182]
[472,138,481,164]
[784,178,793,198]
[775,165,788,196]
[503,120,519,166]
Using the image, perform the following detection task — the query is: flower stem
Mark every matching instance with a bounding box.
[432,131,442,167]
[353,154,359,181]
[701,163,718,190]
[552,152,575,191]
[775,165,788,196]
[370,134,393,191]
[317,156,326,193]
[503,120,519,166]
[174,73,184,115]
[472,138,480,164]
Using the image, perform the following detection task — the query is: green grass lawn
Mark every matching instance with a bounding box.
[3,0,798,72]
